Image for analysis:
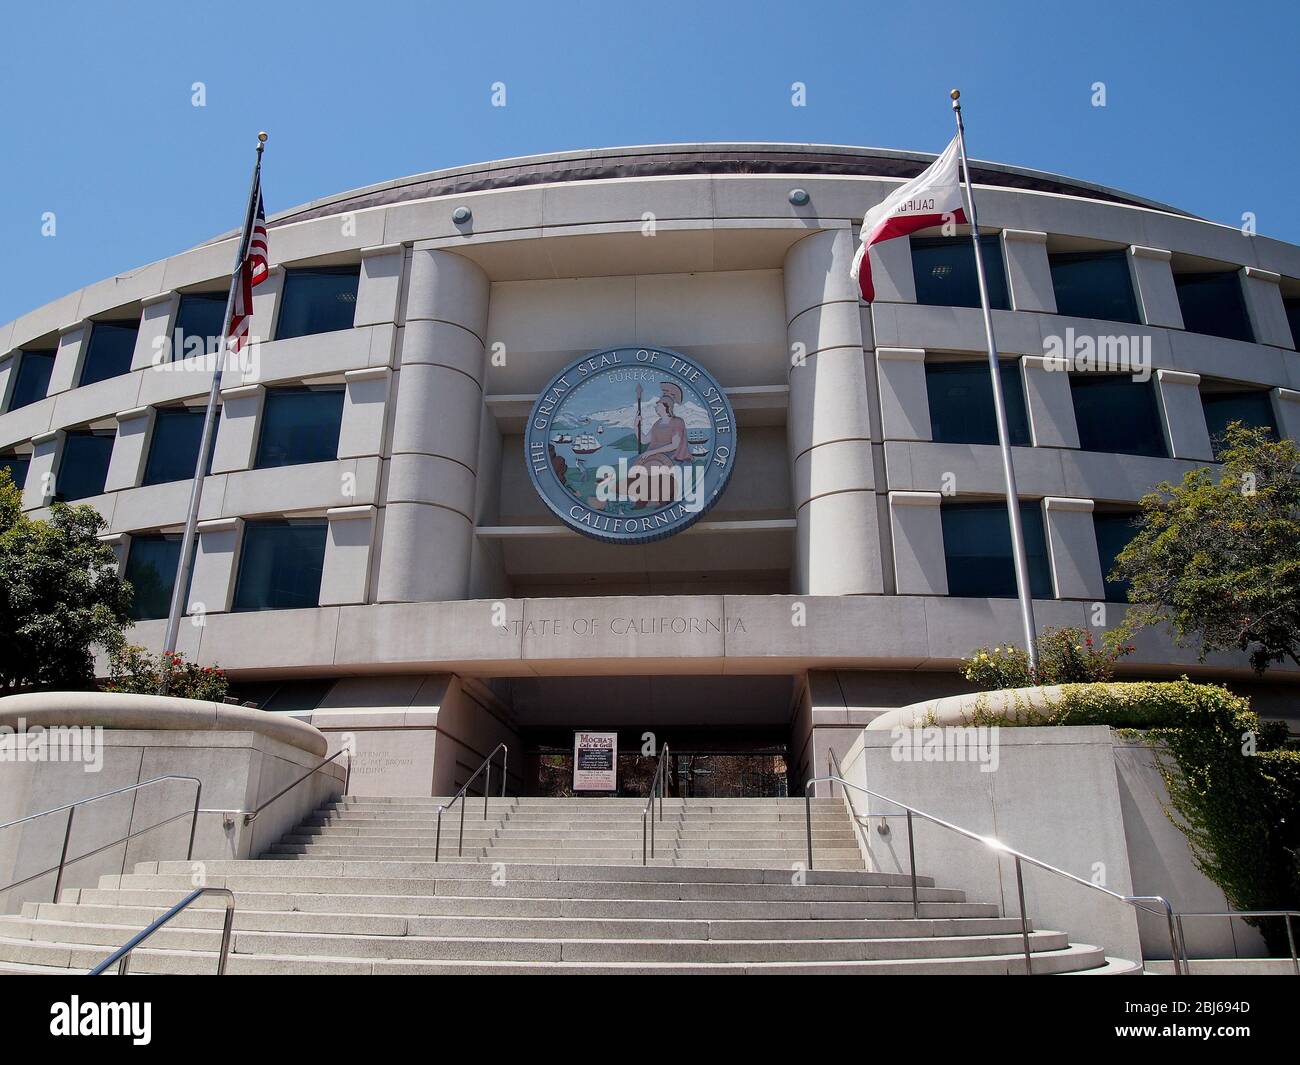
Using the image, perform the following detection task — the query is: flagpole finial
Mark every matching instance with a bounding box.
[949,88,961,111]
[257,131,268,143]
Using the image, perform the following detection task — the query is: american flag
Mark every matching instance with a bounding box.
[227,187,270,351]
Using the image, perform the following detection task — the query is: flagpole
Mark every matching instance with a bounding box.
[159,132,267,692]
[949,90,1040,677]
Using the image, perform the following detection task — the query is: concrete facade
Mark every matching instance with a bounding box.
[1,142,1297,804]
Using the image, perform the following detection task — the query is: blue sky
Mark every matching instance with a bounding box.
[2,0,1296,325]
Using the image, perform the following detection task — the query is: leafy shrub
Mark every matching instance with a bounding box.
[961,626,1132,688]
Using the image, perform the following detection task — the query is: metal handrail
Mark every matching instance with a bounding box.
[641,743,670,865]
[804,773,1183,975]
[434,743,508,861]
[243,748,351,825]
[826,749,875,868]
[89,887,235,976]
[0,775,202,904]
[1172,911,1299,975]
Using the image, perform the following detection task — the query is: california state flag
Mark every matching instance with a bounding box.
[850,135,967,302]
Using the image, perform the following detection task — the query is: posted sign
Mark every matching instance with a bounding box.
[573,731,618,791]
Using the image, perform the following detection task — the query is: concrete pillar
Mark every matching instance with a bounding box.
[320,505,376,606]
[23,429,62,510]
[1154,368,1213,461]
[256,266,284,344]
[1002,230,1056,313]
[133,292,178,370]
[0,350,15,409]
[376,248,488,603]
[1128,246,1183,329]
[355,245,405,327]
[211,383,265,474]
[338,367,391,459]
[1272,387,1300,442]
[875,348,930,441]
[784,230,883,596]
[98,531,130,574]
[104,405,153,492]
[47,323,88,397]
[864,233,916,304]
[188,517,242,616]
[889,491,947,595]
[1043,497,1104,601]
[1021,356,1080,448]
[1240,267,1292,348]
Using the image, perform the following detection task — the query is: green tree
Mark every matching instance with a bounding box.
[1111,424,1300,673]
[0,471,134,693]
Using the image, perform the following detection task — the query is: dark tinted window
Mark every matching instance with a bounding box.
[1284,298,1299,350]
[143,406,219,485]
[0,454,29,490]
[124,535,182,621]
[8,349,55,410]
[1174,272,1253,343]
[276,267,359,340]
[56,431,114,501]
[911,235,1010,310]
[1094,511,1140,603]
[926,360,1031,446]
[79,320,139,386]
[254,388,344,468]
[233,521,327,611]
[1201,391,1278,458]
[941,501,1053,599]
[1069,376,1168,457]
[1049,250,1139,324]
[174,292,227,360]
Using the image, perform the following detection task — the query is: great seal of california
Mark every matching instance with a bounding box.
[524,346,737,545]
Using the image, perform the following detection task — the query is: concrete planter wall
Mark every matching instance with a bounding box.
[0,691,343,913]
[835,686,1268,961]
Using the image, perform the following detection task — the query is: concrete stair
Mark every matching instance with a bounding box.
[0,796,1140,974]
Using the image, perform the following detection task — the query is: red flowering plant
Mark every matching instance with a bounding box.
[104,644,229,702]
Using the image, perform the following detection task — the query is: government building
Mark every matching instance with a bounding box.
[2,142,1298,804]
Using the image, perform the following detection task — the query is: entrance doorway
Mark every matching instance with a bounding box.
[524,729,789,798]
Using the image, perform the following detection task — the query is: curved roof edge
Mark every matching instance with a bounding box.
[252,142,1194,236]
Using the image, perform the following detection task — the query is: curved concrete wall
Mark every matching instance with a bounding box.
[1,143,1298,684]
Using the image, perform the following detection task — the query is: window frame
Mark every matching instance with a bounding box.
[78,319,141,388]
[232,519,329,613]
[940,499,1054,600]
[1047,248,1140,325]
[253,385,345,470]
[273,265,361,341]
[1068,374,1169,458]
[1173,270,1254,343]
[142,405,220,486]
[924,358,1032,447]
[55,429,116,502]
[6,349,56,412]
[910,234,1011,311]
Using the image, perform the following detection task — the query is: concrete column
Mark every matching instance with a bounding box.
[320,504,376,606]
[1154,368,1213,461]
[875,348,931,441]
[188,516,243,615]
[338,367,391,459]
[1002,230,1056,313]
[376,248,489,603]
[1021,356,1080,448]
[1128,246,1183,329]
[0,350,17,409]
[211,383,265,474]
[864,232,916,304]
[1043,497,1104,601]
[355,245,405,327]
[22,429,62,511]
[1271,387,1300,442]
[889,491,947,595]
[255,266,284,344]
[132,292,178,370]
[47,323,88,397]
[1240,267,1292,348]
[104,405,153,492]
[97,531,130,574]
[784,230,883,596]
